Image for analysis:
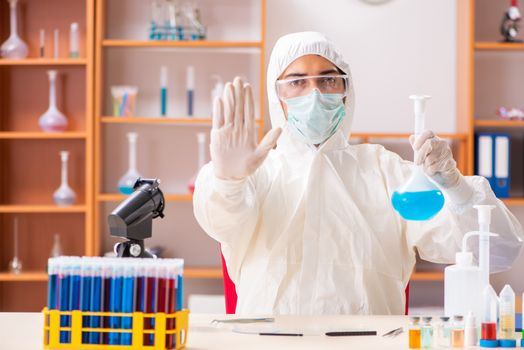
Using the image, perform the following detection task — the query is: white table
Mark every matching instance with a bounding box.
[0,312,507,349]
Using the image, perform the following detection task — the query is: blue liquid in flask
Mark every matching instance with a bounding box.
[118,186,134,195]
[391,189,445,221]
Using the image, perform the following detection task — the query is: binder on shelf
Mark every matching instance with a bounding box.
[475,133,510,198]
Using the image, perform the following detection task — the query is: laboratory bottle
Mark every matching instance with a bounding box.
[436,316,451,348]
[480,285,499,348]
[188,132,207,193]
[451,315,464,348]
[53,151,77,206]
[420,316,433,349]
[464,311,478,347]
[409,316,421,349]
[498,284,516,348]
[391,95,444,221]
[39,70,69,132]
[0,0,28,59]
[117,132,142,195]
[69,23,79,58]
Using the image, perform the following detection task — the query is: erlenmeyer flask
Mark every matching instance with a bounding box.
[188,132,207,193]
[391,95,445,221]
[39,70,68,132]
[53,151,77,206]
[118,132,142,195]
[0,0,28,59]
[8,216,22,274]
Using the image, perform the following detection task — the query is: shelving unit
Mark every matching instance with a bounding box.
[0,0,94,311]
[93,0,267,293]
[457,0,524,206]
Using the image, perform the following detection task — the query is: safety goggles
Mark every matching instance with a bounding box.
[275,74,349,100]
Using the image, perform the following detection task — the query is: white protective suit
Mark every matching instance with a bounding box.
[193,32,524,315]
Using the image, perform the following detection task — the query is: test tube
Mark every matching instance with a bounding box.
[480,285,499,348]
[69,23,79,58]
[121,260,135,345]
[499,284,516,348]
[108,259,124,345]
[187,66,194,116]
[144,260,157,346]
[58,257,72,343]
[420,316,433,348]
[101,259,113,345]
[80,258,93,344]
[451,315,464,348]
[89,258,103,345]
[165,260,177,349]
[160,66,168,116]
[409,316,421,349]
[53,29,59,59]
[47,258,59,310]
[39,29,45,58]
[175,259,184,312]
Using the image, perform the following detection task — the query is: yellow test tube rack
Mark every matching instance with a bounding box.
[42,308,189,349]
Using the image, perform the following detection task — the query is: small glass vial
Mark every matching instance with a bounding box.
[437,316,451,348]
[451,315,464,348]
[421,316,433,349]
[409,316,421,349]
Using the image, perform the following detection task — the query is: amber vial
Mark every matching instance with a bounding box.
[409,316,421,349]
[451,329,464,347]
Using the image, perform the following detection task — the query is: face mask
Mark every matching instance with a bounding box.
[285,90,346,145]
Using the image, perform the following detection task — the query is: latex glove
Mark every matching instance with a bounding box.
[410,130,461,189]
[211,77,282,180]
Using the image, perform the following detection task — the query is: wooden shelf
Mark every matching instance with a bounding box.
[411,271,444,282]
[185,267,222,279]
[502,198,524,206]
[102,40,262,49]
[475,42,524,51]
[0,272,48,282]
[351,133,467,140]
[475,119,524,127]
[0,58,88,66]
[0,205,87,213]
[98,193,192,202]
[101,116,263,126]
[0,132,87,139]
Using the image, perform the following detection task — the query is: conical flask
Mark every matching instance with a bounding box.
[188,132,207,193]
[39,70,68,132]
[50,233,63,258]
[53,151,77,206]
[391,95,445,221]
[0,0,28,59]
[118,132,142,194]
[8,216,22,274]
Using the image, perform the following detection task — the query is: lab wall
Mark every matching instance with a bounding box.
[265,0,457,134]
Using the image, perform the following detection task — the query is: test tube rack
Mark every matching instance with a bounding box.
[42,308,188,349]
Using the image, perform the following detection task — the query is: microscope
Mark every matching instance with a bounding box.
[108,178,165,258]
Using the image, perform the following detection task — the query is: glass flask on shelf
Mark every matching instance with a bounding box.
[118,132,142,195]
[188,132,207,194]
[0,0,28,59]
[391,95,444,221]
[8,216,22,274]
[39,70,69,132]
[50,233,63,258]
[53,151,77,206]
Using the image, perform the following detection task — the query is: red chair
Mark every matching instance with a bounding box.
[221,253,410,315]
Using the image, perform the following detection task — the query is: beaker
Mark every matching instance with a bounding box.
[111,86,138,117]
[188,132,207,193]
[391,95,444,221]
[0,0,28,59]
[53,151,77,206]
[39,70,69,132]
[118,132,142,194]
